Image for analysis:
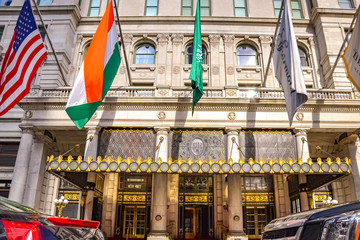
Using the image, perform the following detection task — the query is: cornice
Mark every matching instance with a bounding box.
[310,8,356,24]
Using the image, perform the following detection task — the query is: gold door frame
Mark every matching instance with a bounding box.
[245,206,267,239]
[123,206,146,238]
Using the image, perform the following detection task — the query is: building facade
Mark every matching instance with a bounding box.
[1,0,360,239]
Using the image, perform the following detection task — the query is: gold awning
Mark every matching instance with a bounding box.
[46,155,352,175]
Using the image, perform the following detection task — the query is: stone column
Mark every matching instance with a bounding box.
[343,134,360,200]
[23,131,53,209]
[9,126,34,204]
[149,128,170,240]
[294,129,310,211]
[225,128,246,239]
[101,173,119,237]
[209,34,221,87]
[84,127,101,220]
[223,35,236,88]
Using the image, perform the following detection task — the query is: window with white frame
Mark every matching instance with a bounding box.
[290,0,303,19]
[237,44,258,65]
[134,44,156,64]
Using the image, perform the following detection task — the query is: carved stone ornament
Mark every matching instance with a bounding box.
[228,112,236,120]
[212,66,220,75]
[123,34,133,43]
[158,89,169,96]
[158,66,166,74]
[259,35,272,44]
[226,66,234,75]
[173,66,181,74]
[227,90,237,97]
[295,112,304,122]
[20,126,34,135]
[24,110,33,119]
[157,33,169,43]
[223,35,235,43]
[209,34,221,43]
[158,111,166,120]
[91,111,98,119]
[119,66,126,74]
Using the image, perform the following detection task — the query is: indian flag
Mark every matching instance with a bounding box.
[66,0,121,129]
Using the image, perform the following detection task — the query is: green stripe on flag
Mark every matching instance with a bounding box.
[103,44,121,98]
[65,101,102,129]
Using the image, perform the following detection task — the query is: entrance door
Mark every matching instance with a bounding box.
[123,206,146,238]
[182,205,210,239]
[245,207,267,239]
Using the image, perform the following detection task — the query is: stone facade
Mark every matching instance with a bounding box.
[1,0,360,239]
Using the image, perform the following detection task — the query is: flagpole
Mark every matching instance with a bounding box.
[329,5,360,80]
[113,0,132,86]
[263,0,285,87]
[30,0,68,86]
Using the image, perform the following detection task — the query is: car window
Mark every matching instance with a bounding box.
[0,197,40,214]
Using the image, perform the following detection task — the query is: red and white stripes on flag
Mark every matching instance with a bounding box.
[0,0,47,116]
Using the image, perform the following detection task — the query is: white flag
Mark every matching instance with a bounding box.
[343,12,360,91]
[273,0,308,126]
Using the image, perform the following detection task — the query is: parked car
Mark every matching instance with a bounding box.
[261,201,360,240]
[0,196,104,239]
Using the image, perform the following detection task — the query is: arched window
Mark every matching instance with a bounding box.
[134,44,155,64]
[185,43,207,64]
[298,46,309,67]
[237,44,258,65]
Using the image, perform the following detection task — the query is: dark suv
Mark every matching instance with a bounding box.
[261,201,360,240]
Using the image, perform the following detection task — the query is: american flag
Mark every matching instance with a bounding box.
[0,0,47,116]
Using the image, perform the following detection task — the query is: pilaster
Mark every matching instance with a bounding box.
[342,134,360,200]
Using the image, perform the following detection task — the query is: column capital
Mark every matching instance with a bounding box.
[154,127,170,135]
[225,127,241,135]
[340,134,360,146]
[85,126,101,136]
[294,128,310,136]
[19,125,34,135]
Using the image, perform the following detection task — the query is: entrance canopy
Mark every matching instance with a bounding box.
[47,155,351,175]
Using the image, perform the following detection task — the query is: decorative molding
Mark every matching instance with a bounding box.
[158,65,166,74]
[294,128,309,136]
[226,66,234,75]
[173,66,181,74]
[209,34,221,43]
[24,110,33,119]
[212,65,220,75]
[157,111,166,120]
[223,34,235,43]
[295,112,304,122]
[227,112,236,121]
[20,126,34,135]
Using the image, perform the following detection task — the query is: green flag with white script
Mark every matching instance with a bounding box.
[190,0,203,115]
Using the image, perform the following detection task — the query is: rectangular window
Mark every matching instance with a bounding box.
[290,0,303,19]
[0,143,18,167]
[38,0,53,5]
[200,0,210,16]
[339,0,354,8]
[0,0,11,6]
[88,0,101,16]
[0,25,4,42]
[145,0,158,16]
[182,0,192,16]
[234,0,247,17]
[273,0,281,18]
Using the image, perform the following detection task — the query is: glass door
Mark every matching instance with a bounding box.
[245,206,267,239]
[123,206,146,238]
